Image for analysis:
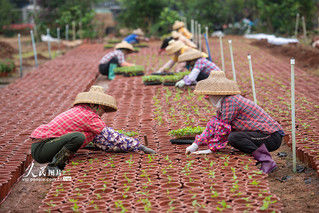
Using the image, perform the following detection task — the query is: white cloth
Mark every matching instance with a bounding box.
[208,96,224,109]
[185,143,198,154]
[175,79,185,88]
[192,149,212,155]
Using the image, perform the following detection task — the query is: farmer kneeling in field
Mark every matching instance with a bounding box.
[156,40,190,74]
[30,86,155,176]
[99,41,135,78]
[123,28,149,44]
[185,71,284,174]
[175,49,221,88]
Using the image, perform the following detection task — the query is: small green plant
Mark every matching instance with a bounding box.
[168,126,205,138]
[142,75,163,82]
[125,155,134,167]
[216,200,231,211]
[114,200,127,213]
[104,44,115,49]
[117,129,139,137]
[260,195,277,210]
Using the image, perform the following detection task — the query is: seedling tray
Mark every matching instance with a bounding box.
[170,138,194,144]
[163,82,176,86]
[143,81,162,85]
[151,72,174,76]
[123,72,145,77]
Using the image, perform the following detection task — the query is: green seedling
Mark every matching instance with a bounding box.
[168,126,205,138]
[142,75,163,82]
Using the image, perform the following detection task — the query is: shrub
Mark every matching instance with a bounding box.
[0,59,15,75]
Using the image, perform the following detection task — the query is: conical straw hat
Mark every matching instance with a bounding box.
[171,31,180,39]
[173,21,185,30]
[178,49,203,62]
[73,86,118,112]
[132,28,144,36]
[194,71,241,96]
[115,41,135,52]
[166,40,185,55]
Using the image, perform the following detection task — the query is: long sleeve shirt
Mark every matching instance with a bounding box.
[124,34,139,44]
[194,116,231,151]
[217,95,284,135]
[30,104,106,147]
[99,50,125,65]
[178,27,192,39]
[183,58,221,85]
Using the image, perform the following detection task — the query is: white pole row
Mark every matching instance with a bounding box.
[290,58,296,173]
[228,40,236,81]
[247,54,257,104]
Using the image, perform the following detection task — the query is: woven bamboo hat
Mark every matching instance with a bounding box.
[73,86,118,112]
[194,71,241,96]
[166,40,185,55]
[132,28,144,36]
[173,21,185,30]
[178,49,203,62]
[171,31,181,39]
[115,41,135,52]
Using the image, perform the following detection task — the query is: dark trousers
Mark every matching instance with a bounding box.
[228,131,282,154]
[196,71,209,82]
[99,57,119,76]
[31,132,85,163]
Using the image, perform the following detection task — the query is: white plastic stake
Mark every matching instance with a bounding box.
[219,35,225,72]
[294,13,300,38]
[198,24,202,51]
[228,40,236,81]
[79,22,82,39]
[57,27,60,52]
[18,34,23,78]
[47,28,52,59]
[194,20,197,46]
[302,16,307,41]
[247,54,257,104]
[291,58,296,173]
[66,24,69,41]
[30,30,38,67]
[72,21,76,41]
[191,19,194,37]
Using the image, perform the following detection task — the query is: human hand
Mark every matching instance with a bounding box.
[185,143,198,155]
[175,79,185,88]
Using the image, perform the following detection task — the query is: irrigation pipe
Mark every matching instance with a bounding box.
[30,30,38,67]
[219,35,225,72]
[247,54,257,104]
[291,58,296,173]
[18,34,23,78]
[228,40,236,81]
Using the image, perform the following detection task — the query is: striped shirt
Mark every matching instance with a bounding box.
[217,95,284,134]
[99,50,125,65]
[30,104,106,147]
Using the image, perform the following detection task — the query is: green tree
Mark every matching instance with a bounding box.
[117,0,169,34]
[0,0,16,34]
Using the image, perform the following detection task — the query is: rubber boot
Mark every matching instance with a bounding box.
[252,144,277,174]
[138,145,156,154]
[45,146,73,177]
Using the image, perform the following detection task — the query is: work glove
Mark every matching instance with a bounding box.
[185,143,199,155]
[175,79,185,88]
[192,149,212,155]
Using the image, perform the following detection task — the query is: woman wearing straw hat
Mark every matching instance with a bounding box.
[172,20,192,40]
[185,71,284,173]
[172,31,197,49]
[30,86,155,176]
[155,40,190,74]
[99,41,136,78]
[124,28,149,44]
[175,49,220,87]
